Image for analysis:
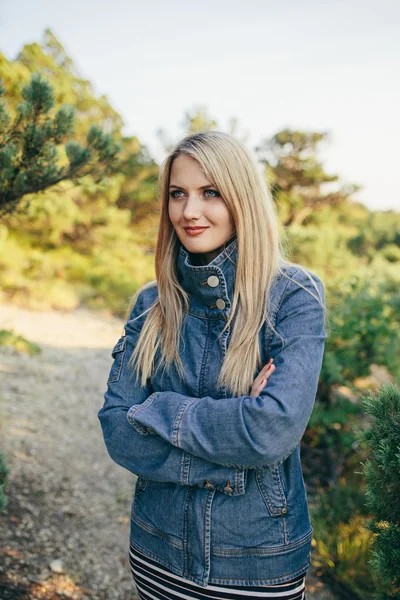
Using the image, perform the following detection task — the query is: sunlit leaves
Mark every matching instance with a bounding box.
[0,72,120,216]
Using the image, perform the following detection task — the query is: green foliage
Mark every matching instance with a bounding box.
[255,128,360,227]
[0,31,158,313]
[116,135,159,221]
[303,272,399,492]
[287,220,361,277]
[313,481,371,525]
[304,273,399,599]
[358,383,400,598]
[0,227,155,316]
[0,328,41,354]
[0,452,10,512]
[312,512,379,599]
[325,273,400,382]
[310,483,381,598]
[303,395,364,488]
[348,211,400,261]
[0,71,121,215]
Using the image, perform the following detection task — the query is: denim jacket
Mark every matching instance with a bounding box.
[98,235,327,587]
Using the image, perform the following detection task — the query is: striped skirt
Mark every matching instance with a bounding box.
[129,544,306,599]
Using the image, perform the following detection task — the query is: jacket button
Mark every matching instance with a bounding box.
[216,298,226,310]
[207,275,220,287]
[281,507,288,515]
[223,480,233,494]
[204,480,214,488]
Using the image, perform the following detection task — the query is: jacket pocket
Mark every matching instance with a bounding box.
[107,335,127,383]
[255,465,288,517]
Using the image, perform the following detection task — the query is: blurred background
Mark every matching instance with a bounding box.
[0,1,399,599]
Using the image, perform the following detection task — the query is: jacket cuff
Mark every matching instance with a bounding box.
[127,393,158,435]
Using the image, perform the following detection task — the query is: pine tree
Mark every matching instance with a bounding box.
[359,381,400,599]
[255,128,361,227]
[0,72,120,216]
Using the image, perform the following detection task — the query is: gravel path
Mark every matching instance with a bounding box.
[0,304,337,600]
[0,304,137,600]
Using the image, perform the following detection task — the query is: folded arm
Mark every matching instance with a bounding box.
[97,291,246,496]
[128,268,328,469]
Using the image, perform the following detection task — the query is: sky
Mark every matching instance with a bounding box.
[1,0,399,212]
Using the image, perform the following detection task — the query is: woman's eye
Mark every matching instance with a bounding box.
[169,189,220,199]
[204,189,220,197]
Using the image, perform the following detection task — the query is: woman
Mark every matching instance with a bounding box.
[98,131,328,599]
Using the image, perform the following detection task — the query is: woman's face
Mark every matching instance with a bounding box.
[168,154,235,265]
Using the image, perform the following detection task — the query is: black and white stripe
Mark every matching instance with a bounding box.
[129,544,306,600]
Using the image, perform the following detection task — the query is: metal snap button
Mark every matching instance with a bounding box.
[204,480,214,489]
[216,298,226,310]
[207,275,220,287]
[281,507,288,515]
[223,480,233,494]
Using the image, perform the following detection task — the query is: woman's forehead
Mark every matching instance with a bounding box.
[170,154,212,186]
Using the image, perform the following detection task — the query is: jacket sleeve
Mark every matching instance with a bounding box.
[97,290,247,496]
[127,268,328,469]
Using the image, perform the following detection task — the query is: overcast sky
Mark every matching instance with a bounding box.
[1,0,399,212]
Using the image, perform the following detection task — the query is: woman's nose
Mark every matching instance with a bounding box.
[182,195,202,219]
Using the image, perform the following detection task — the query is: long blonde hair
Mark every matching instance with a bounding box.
[127,130,327,397]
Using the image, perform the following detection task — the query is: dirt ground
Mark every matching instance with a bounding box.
[0,303,337,600]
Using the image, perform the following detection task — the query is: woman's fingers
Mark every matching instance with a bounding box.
[250,364,276,398]
[250,363,276,397]
[259,364,275,386]
[254,360,275,387]
[250,359,276,397]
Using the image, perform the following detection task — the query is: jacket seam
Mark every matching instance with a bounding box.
[131,514,184,549]
[272,267,300,330]
[186,311,228,321]
[199,320,213,396]
[181,451,191,485]
[208,561,310,584]
[211,528,313,556]
[172,397,200,447]
[107,336,127,384]
[127,392,158,435]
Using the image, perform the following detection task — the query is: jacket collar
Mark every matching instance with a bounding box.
[176,233,238,319]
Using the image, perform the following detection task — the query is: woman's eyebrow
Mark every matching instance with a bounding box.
[169,184,216,190]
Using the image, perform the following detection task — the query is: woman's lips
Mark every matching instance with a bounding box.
[183,227,208,236]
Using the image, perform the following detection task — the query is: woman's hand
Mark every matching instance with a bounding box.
[250,358,276,398]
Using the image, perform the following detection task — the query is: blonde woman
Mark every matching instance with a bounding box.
[98,131,328,599]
